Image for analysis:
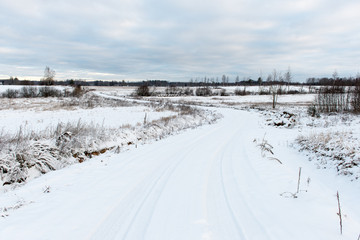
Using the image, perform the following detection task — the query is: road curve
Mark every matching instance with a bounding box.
[1,108,358,240]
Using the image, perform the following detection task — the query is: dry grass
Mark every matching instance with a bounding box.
[0,99,221,187]
[296,131,360,178]
[0,92,134,112]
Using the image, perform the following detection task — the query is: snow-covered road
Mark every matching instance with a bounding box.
[1,109,359,239]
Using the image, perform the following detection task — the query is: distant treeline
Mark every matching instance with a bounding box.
[0,78,299,87]
[306,76,360,86]
[1,76,360,87]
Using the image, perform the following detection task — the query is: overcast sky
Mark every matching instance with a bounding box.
[1,0,359,82]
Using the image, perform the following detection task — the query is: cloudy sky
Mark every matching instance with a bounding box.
[0,0,359,82]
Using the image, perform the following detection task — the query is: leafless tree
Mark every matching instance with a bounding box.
[284,66,292,92]
[270,85,280,108]
[235,76,240,85]
[352,79,360,112]
[222,75,226,85]
[269,69,281,108]
[272,69,278,82]
[332,70,338,87]
[43,66,56,85]
[266,74,272,82]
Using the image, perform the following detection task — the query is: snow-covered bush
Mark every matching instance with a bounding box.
[0,103,221,187]
[296,131,360,179]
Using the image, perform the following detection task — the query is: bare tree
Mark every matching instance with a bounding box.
[266,74,272,82]
[43,66,56,85]
[269,69,281,108]
[222,75,226,86]
[272,69,278,82]
[352,78,360,112]
[270,85,280,108]
[284,66,292,92]
[332,70,338,87]
[235,75,240,85]
[332,70,338,81]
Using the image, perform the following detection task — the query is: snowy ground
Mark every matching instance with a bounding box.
[0,102,175,135]
[253,106,360,180]
[0,85,70,94]
[0,87,360,239]
[0,92,219,186]
[88,85,317,97]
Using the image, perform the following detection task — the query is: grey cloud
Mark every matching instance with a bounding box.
[0,0,359,81]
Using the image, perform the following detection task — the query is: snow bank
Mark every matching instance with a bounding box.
[0,104,221,187]
[252,105,360,181]
[296,131,360,179]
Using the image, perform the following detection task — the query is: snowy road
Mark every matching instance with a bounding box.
[1,109,359,239]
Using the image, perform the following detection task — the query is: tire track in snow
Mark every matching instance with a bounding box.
[220,133,272,239]
[217,141,247,239]
[88,122,224,240]
[90,109,272,240]
[201,112,249,239]
[89,149,188,240]
[208,112,272,239]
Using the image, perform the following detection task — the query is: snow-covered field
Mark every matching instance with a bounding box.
[93,85,316,107]
[0,85,71,94]
[0,103,175,135]
[88,85,317,97]
[0,91,219,186]
[1,86,360,240]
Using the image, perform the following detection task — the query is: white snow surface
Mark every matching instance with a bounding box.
[0,105,174,135]
[1,108,359,240]
[0,85,70,94]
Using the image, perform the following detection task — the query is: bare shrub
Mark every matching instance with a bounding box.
[38,86,62,97]
[2,89,19,98]
[234,87,250,96]
[259,87,269,95]
[1,86,73,99]
[157,115,177,126]
[352,81,360,113]
[178,104,198,115]
[314,85,350,113]
[287,90,301,94]
[307,104,320,118]
[20,87,38,98]
[219,89,228,96]
[71,85,85,97]
[165,86,182,96]
[183,87,194,96]
[136,85,151,96]
[255,134,274,157]
[195,87,212,96]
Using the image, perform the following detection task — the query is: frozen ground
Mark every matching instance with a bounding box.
[88,85,317,97]
[94,85,316,106]
[0,103,175,135]
[0,85,70,94]
[0,86,359,239]
[0,92,219,186]
[253,106,360,180]
[0,107,359,240]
